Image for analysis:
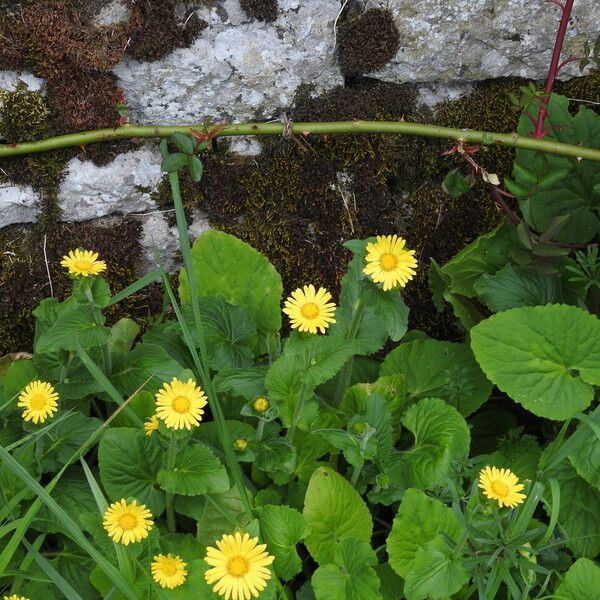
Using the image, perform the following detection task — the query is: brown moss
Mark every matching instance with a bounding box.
[0,218,160,355]
[126,1,207,62]
[240,0,278,22]
[556,68,600,112]
[337,8,399,77]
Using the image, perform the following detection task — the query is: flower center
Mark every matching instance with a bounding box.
[491,480,509,497]
[29,394,48,411]
[300,302,320,319]
[172,396,191,413]
[119,513,137,530]
[379,253,398,271]
[226,555,249,577]
[160,558,178,576]
[74,260,93,272]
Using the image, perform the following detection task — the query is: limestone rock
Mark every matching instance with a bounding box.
[0,183,39,228]
[113,0,343,124]
[374,0,600,83]
[58,146,163,221]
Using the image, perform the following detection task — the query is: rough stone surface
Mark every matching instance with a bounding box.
[375,0,600,83]
[0,184,40,228]
[113,0,343,124]
[58,146,163,221]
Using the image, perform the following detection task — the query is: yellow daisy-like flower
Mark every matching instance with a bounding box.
[155,377,208,430]
[4,595,29,600]
[363,235,417,291]
[144,414,159,436]
[252,397,269,413]
[102,499,153,545]
[205,532,275,600]
[60,248,107,277]
[282,284,336,334]
[151,553,187,589]
[17,380,59,424]
[479,466,527,509]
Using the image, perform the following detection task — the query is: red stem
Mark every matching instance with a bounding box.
[534,0,575,138]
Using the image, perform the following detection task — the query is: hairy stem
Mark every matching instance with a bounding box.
[535,0,575,137]
[3,118,600,162]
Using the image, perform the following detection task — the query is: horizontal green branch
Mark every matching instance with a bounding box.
[2,120,600,162]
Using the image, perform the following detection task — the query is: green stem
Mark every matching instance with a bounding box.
[256,418,266,442]
[165,434,178,534]
[3,120,600,162]
[350,429,373,487]
[274,576,291,600]
[287,348,313,444]
[162,156,253,521]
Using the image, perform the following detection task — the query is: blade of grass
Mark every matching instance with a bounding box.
[0,377,149,584]
[106,269,163,307]
[22,538,84,600]
[80,458,134,582]
[5,410,75,452]
[0,488,29,524]
[0,445,138,600]
[158,152,253,519]
[10,533,45,595]
[76,345,142,426]
[538,477,560,549]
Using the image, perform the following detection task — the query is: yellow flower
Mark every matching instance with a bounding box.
[205,532,275,600]
[103,499,153,545]
[17,380,59,424]
[155,377,208,430]
[233,438,249,452]
[60,249,107,277]
[479,466,526,509]
[282,284,336,334]
[144,415,159,436]
[4,595,29,600]
[363,235,417,291]
[252,396,270,413]
[151,553,187,589]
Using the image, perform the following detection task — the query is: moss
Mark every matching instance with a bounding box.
[556,68,600,112]
[126,1,207,62]
[240,0,278,22]
[337,8,399,77]
[0,218,160,355]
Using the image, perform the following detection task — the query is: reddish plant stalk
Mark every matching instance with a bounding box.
[534,0,575,137]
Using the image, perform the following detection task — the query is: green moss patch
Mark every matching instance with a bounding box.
[240,0,279,22]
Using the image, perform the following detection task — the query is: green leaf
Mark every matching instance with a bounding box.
[110,342,182,397]
[544,462,600,558]
[171,132,195,154]
[256,504,309,580]
[108,318,140,353]
[196,487,252,546]
[487,429,541,481]
[404,536,469,600]
[183,298,257,369]
[252,423,296,484]
[98,427,165,515]
[387,488,462,578]
[304,467,373,565]
[397,398,470,489]
[361,285,409,342]
[161,152,189,173]
[569,409,600,491]
[188,155,204,182]
[554,558,600,599]
[470,305,600,420]
[312,539,382,600]
[39,412,102,473]
[2,358,38,401]
[213,366,268,401]
[474,264,563,312]
[375,564,404,600]
[158,444,229,496]
[442,169,470,198]
[35,305,109,353]
[72,277,111,308]
[381,339,492,416]
[179,230,283,340]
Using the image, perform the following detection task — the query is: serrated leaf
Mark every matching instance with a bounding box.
[98,427,165,515]
[158,444,229,496]
[398,398,470,489]
[188,155,204,182]
[256,504,309,580]
[442,169,470,198]
[554,558,600,599]
[161,152,188,173]
[35,305,109,353]
[304,467,373,565]
[381,339,492,416]
[471,305,600,420]
[473,264,562,312]
[312,538,382,600]
[179,230,283,341]
[387,488,462,578]
[172,132,195,154]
